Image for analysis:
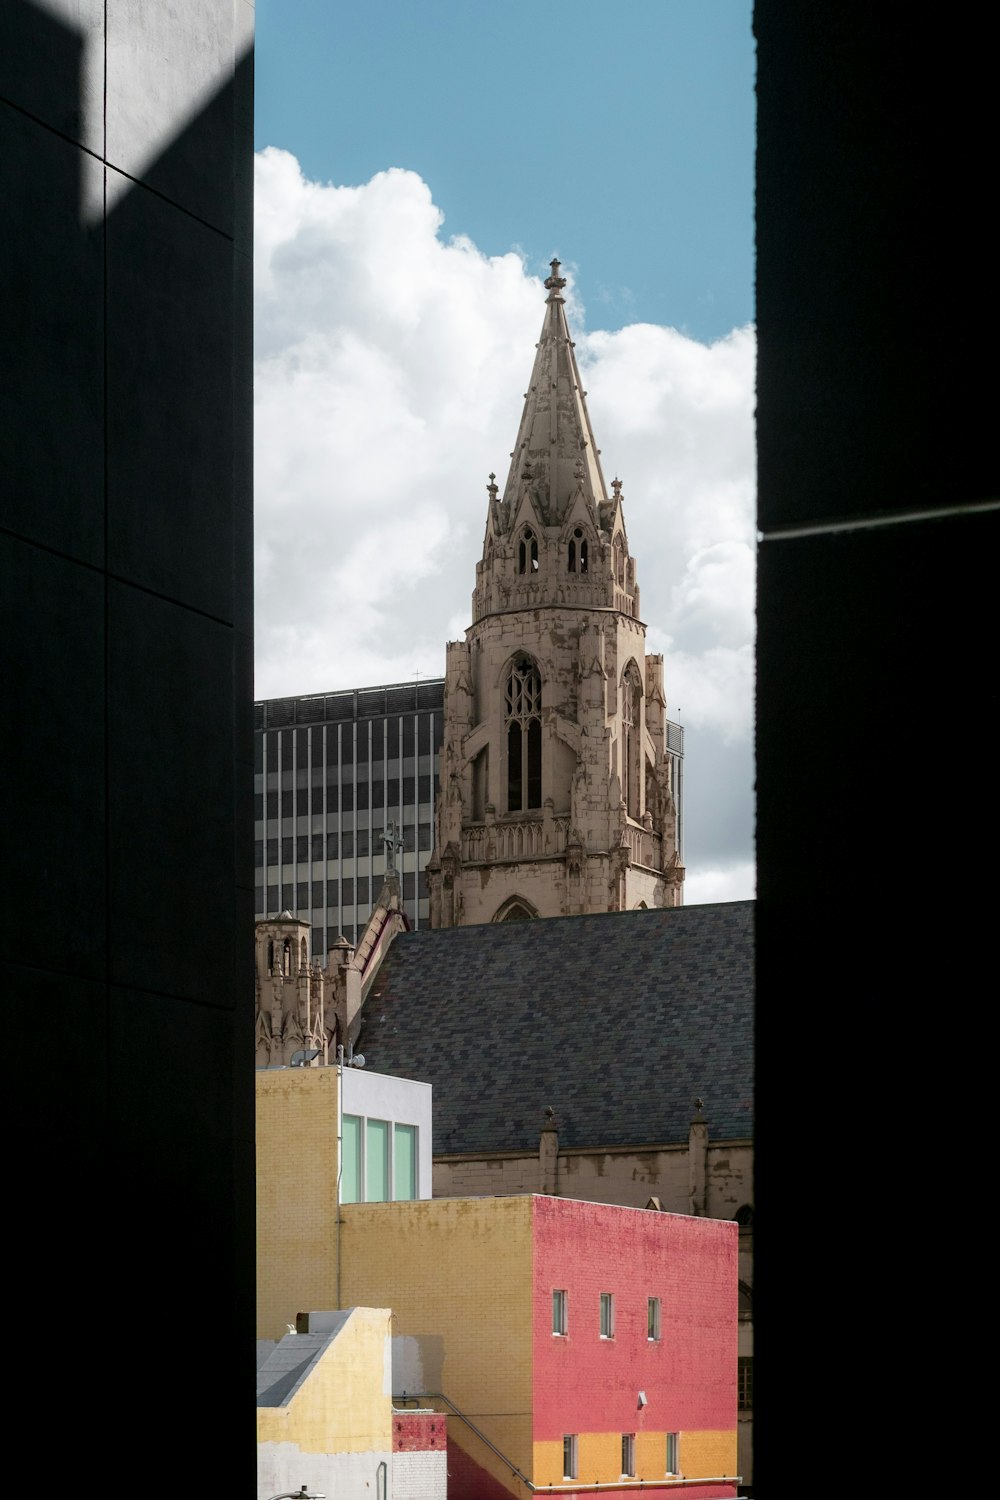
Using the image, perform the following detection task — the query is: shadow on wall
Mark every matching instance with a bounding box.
[392,1333,446,1395]
[3,1,254,1491]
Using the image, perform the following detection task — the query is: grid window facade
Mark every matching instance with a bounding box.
[563,1435,578,1480]
[552,1289,567,1336]
[255,679,444,958]
[600,1292,614,1338]
[647,1296,661,1340]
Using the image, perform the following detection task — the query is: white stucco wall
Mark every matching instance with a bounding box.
[258,1443,392,1500]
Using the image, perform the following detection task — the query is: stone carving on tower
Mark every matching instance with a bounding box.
[427,260,684,926]
[254,912,337,1067]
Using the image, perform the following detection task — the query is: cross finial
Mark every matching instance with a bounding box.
[382,820,404,876]
[487,472,498,502]
[544,257,567,296]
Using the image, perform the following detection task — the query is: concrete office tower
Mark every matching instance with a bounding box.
[255,679,445,952]
[2,2,255,1489]
[428,262,684,926]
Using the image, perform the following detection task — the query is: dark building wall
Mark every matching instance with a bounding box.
[754,4,995,1490]
[2,1,254,1484]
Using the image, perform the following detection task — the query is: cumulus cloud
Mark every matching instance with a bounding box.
[684,861,757,906]
[253,149,757,896]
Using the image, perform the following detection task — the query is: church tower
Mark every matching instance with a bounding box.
[427,261,684,927]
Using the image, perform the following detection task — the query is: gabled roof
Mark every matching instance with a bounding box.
[358,901,753,1154]
[501,260,611,530]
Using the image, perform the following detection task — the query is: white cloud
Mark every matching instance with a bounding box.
[253,150,757,896]
[683,861,757,907]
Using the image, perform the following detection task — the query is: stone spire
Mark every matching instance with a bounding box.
[501,258,609,530]
[427,257,684,929]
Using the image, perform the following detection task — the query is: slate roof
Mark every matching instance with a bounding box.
[357,900,753,1155]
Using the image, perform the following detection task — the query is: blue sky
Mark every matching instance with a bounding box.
[252,1,757,902]
[254,0,755,342]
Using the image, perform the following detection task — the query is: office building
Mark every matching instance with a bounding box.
[255,678,446,953]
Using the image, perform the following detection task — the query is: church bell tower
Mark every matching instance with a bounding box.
[427,261,684,927]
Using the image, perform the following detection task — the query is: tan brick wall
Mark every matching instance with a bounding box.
[256,1067,341,1339]
[340,1198,534,1496]
[434,1142,752,1219]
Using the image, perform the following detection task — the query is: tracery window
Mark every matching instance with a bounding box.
[621,664,642,819]
[505,657,542,811]
[568,527,588,573]
[518,528,539,574]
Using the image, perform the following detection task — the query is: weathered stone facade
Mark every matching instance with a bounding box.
[256,877,411,1064]
[427,262,684,926]
[254,912,336,1067]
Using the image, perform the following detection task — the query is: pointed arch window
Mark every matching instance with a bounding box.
[493,896,538,922]
[568,527,588,574]
[614,534,625,586]
[518,528,539,574]
[621,664,642,820]
[505,657,542,812]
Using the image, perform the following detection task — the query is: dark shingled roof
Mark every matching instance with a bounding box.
[357,900,753,1155]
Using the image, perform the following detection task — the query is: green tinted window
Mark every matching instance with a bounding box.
[366,1118,390,1202]
[341,1113,361,1204]
[394,1124,417,1200]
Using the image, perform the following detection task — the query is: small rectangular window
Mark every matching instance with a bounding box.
[366,1118,390,1202]
[600,1292,614,1338]
[341,1113,362,1204]
[621,1433,635,1478]
[738,1356,753,1411]
[666,1432,680,1475]
[563,1434,577,1480]
[647,1296,661,1340]
[552,1289,567,1336]
[394,1123,417,1200]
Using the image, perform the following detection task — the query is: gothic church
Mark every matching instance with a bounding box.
[428,260,684,927]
